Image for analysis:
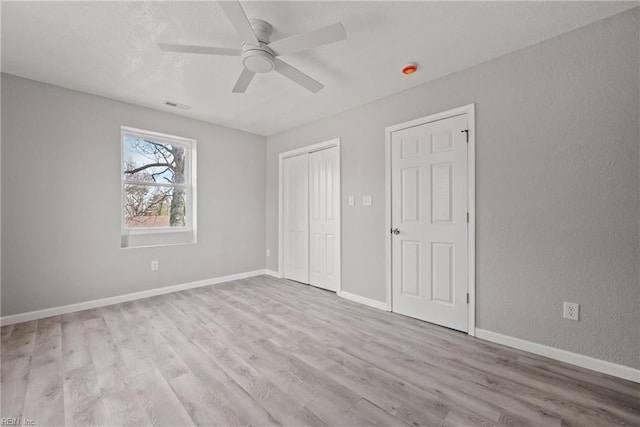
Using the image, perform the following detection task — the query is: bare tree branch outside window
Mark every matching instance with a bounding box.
[122,136,188,228]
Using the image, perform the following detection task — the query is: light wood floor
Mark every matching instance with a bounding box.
[2,276,639,426]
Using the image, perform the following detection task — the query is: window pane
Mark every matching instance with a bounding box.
[124,184,187,228]
[123,135,187,184]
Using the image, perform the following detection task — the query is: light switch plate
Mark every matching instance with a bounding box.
[348,196,355,206]
[362,195,372,207]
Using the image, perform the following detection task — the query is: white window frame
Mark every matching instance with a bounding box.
[121,126,197,239]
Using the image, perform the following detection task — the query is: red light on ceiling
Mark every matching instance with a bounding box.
[402,63,418,75]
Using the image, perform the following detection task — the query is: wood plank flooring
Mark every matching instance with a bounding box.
[2,275,639,426]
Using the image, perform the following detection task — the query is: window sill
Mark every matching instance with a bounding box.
[121,230,196,248]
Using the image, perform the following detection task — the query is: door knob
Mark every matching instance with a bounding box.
[391,228,400,235]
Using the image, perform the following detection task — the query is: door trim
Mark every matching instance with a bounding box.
[278,138,341,292]
[384,104,476,335]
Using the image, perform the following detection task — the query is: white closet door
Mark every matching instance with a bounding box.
[309,146,340,291]
[283,153,309,283]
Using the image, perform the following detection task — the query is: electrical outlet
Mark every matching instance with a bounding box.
[563,302,579,321]
[151,260,159,271]
[362,195,372,207]
[266,249,270,257]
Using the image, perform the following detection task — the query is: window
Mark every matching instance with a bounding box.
[121,126,196,248]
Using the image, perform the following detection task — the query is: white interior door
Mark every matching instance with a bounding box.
[391,114,469,332]
[283,153,309,283]
[309,147,340,291]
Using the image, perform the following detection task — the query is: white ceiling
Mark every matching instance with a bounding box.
[2,1,637,136]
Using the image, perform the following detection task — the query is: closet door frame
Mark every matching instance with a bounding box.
[278,138,341,292]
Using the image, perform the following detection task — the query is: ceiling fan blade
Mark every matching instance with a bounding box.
[269,23,346,56]
[218,1,260,46]
[273,58,323,93]
[232,67,256,93]
[158,43,241,56]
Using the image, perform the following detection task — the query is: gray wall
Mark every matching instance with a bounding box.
[1,74,266,316]
[266,9,640,369]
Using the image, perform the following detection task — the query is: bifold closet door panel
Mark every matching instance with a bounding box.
[309,146,340,291]
[283,153,309,284]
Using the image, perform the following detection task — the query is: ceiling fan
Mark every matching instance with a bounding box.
[158,1,347,94]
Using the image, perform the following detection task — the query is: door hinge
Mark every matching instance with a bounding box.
[461,129,469,143]
[467,212,469,223]
[467,293,470,304]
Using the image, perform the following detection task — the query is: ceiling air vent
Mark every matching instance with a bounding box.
[164,101,191,110]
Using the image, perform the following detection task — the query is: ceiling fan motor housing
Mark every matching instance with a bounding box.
[241,18,275,73]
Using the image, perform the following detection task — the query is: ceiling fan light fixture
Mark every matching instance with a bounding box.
[242,48,274,73]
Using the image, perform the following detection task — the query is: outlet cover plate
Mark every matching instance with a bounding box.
[563,302,579,320]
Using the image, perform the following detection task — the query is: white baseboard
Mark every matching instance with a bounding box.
[476,329,640,384]
[0,269,267,326]
[338,290,389,311]
[264,269,281,278]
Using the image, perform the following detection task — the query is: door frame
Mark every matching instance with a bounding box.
[384,104,476,335]
[278,138,341,292]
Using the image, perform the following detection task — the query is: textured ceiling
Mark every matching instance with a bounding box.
[2,1,637,136]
